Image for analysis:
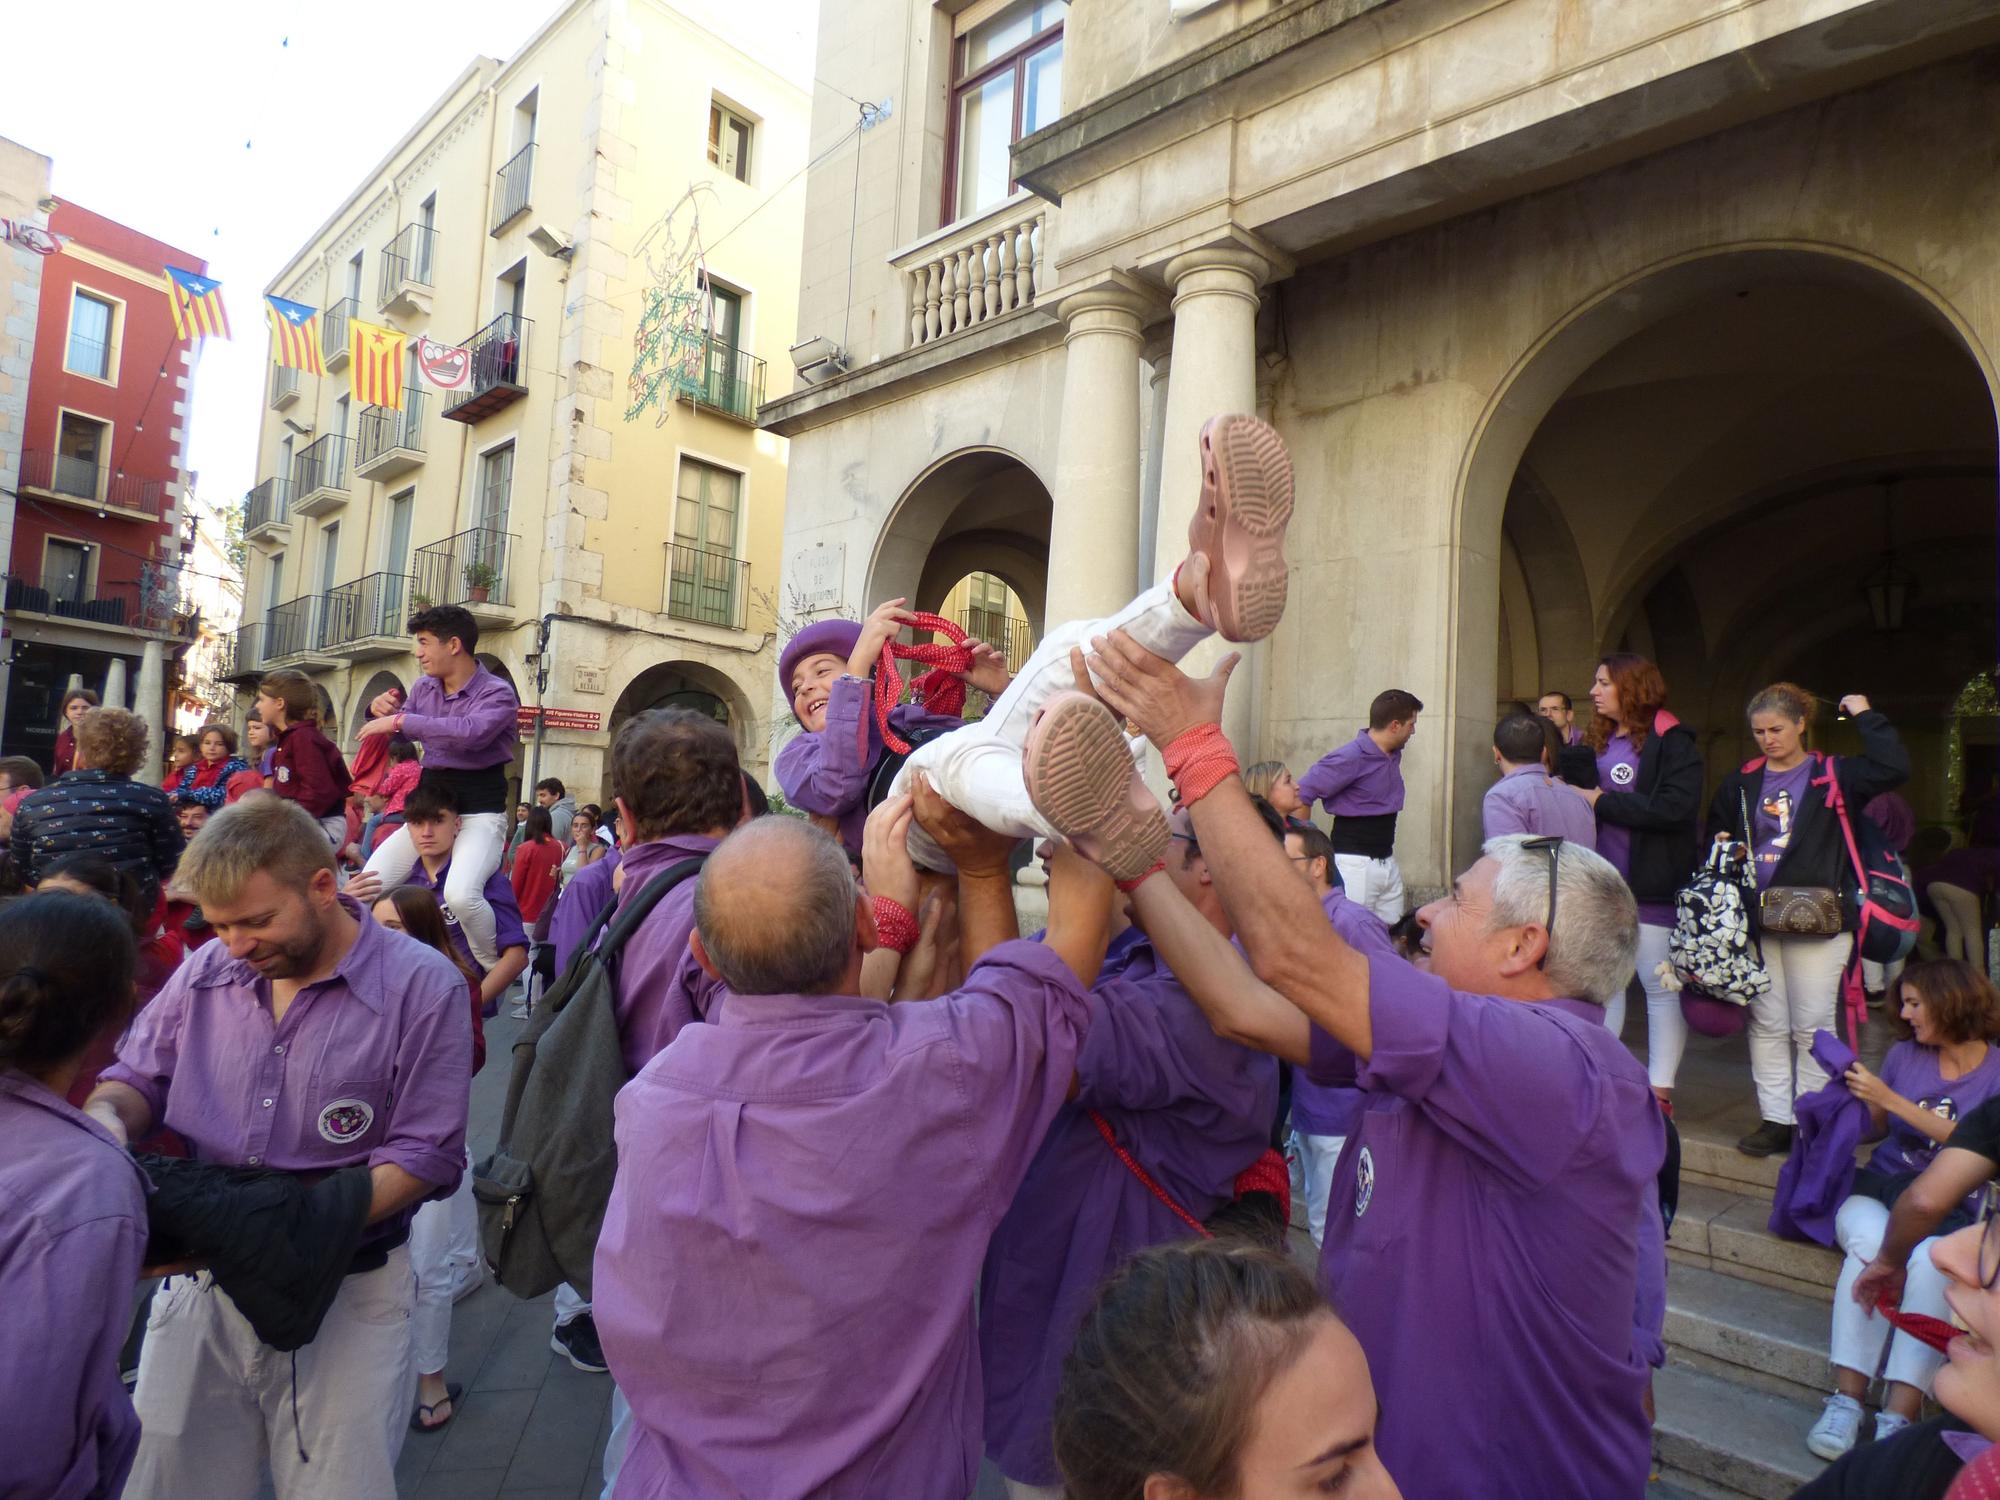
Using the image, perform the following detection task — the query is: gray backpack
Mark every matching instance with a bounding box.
[473,858,705,1299]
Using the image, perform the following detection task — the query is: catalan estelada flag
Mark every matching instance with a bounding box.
[350,319,406,409]
[165,266,231,340]
[265,295,323,374]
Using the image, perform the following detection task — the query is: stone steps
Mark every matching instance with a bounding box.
[1654,1361,1829,1500]
[1665,1261,1830,1404]
[1668,1181,1842,1304]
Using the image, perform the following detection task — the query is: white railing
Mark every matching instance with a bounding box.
[893,196,1049,350]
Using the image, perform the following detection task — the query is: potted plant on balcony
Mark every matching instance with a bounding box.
[462,560,500,604]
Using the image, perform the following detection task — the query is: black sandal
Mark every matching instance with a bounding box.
[410,1382,463,1432]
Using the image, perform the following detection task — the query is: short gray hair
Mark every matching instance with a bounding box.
[694,817,858,996]
[1482,835,1637,1005]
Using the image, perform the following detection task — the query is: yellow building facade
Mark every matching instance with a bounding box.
[229,0,809,802]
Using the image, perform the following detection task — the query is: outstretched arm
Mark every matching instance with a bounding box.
[911,773,1021,969]
[1127,875,1311,1063]
[1084,633,1374,1058]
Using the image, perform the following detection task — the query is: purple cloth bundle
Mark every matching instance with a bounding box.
[1769,1030,1868,1245]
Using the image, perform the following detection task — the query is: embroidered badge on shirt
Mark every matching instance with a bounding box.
[277,766,292,783]
[1609,762,1636,787]
[317,1098,375,1143]
[1355,1145,1375,1217]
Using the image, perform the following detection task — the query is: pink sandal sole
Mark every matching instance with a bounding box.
[1024,692,1168,882]
[1191,413,1293,642]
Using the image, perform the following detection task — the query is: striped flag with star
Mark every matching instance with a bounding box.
[350,319,407,409]
[265,295,324,374]
[165,266,231,341]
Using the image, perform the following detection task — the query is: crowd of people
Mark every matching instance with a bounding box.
[4,412,2000,1500]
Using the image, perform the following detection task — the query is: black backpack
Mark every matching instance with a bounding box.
[473,857,704,1299]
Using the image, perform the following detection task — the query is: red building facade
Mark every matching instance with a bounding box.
[4,202,201,767]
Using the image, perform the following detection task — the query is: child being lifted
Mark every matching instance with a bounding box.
[777,413,1294,875]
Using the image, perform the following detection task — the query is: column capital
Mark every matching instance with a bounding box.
[1057,271,1168,340]
[1161,229,1294,302]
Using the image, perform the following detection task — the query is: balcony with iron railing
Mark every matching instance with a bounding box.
[269,362,301,409]
[663,543,748,629]
[441,314,530,423]
[18,448,168,520]
[265,593,339,664]
[957,606,1033,673]
[322,572,415,659]
[291,434,349,519]
[244,477,291,543]
[893,194,1050,350]
[222,622,265,683]
[379,224,436,316]
[415,527,515,623]
[322,297,359,369]
[3,567,189,637]
[65,332,110,379]
[670,340,766,424]
[492,143,535,234]
[354,390,426,481]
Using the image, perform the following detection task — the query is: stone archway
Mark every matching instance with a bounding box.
[868,448,1054,636]
[350,670,406,741]
[607,659,755,748]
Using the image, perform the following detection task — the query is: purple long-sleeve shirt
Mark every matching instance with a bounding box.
[604,834,725,1075]
[1482,764,1599,848]
[1290,889,1401,1138]
[393,663,518,771]
[101,899,471,1214]
[593,940,1090,1500]
[551,847,622,973]
[1297,729,1405,817]
[773,676,961,858]
[1312,960,1664,1500]
[407,856,528,978]
[979,928,1275,1485]
[0,1071,148,1500]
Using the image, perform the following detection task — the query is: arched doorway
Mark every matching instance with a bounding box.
[312,685,338,734]
[608,660,752,744]
[350,670,406,741]
[869,449,1054,637]
[1463,246,1998,865]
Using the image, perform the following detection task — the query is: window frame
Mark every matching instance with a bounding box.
[941,2,1065,225]
[41,535,94,604]
[63,287,121,383]
[708,99,754,185]
[475,438,516,534]
[51,407,113,503]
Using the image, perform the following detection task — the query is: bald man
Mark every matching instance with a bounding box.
[592,816,1116,1500]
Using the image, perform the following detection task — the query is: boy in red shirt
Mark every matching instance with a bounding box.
[256,669,352,846]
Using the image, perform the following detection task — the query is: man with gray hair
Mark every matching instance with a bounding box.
[591,814,1116,1500]
[1062,628,1668,1500]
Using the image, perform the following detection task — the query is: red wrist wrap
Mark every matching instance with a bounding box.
[1115,862,1165,894]
[1162,723,1239,806]
[872,895,920,955]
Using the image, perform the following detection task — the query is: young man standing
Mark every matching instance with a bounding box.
[356,605,520,970]
[534,778,576,843]
[1483,711,1598,847]
[1538,690,1584,746]
[86,797,471,1499]
[1296,688,1421,924]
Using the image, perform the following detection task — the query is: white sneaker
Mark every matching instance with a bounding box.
[1806,1393,1864,1460]
[1872,1410,1911,1445]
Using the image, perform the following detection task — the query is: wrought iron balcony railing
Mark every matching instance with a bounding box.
[323,571,415,646]
[380,223,437,301]
[671,340,766,423]
[19,448,168,517]
[663,542,747,629]
[322,297,359,366]
[354,390,426,475]
[415,527,514,611]
[245,477,290,535]
[957,606,1033,673]
[441,314,530,422]
[492,143,535,233]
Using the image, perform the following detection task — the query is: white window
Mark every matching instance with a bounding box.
[708,101,753,184]
[45,539,89,604]
[947,0,1066,222]
[478,443,514,532]
[66,292,114,379]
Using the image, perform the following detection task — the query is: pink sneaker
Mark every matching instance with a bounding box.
[1023,691,1168,883]
[1188,413,1293,642]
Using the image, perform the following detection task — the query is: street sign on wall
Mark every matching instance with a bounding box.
[516,706,603,733]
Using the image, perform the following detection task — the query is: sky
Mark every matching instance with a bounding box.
[1,0,812,513]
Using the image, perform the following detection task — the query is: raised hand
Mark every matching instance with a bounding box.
[846,598,919,678]
[910,772,1017,878]
[957,640,1012,697]
[861,793,919,913]
[369,687,404,719]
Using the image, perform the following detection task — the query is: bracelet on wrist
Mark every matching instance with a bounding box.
[1162,722,1240,806]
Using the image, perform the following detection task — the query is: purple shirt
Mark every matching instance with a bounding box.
[1315,960,1664,1500]
[774,675,963,858]
[408,856,528,977]
[1866,792,1916,853]
[551,846,623,973]
[1752,761,1815,889]
[0,1072,148,1500]
[979,930,1276,1485]
[605,834,725,1075]
[101,899,471,1207]
[396,663,518,771]
[1296,729,1405,817]
[1483,764,1599,849]
[594,940,1090,1500]
[1865,1039,2000,1179]
[1292,889,1400,1137]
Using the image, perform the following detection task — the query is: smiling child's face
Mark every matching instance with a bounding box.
[791,653,847,734]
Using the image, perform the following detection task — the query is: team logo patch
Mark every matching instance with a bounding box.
[1354,1145,1375,1218]
[317,1099,375,1143]
[1609,762,1636,787]
[276,765,292,784]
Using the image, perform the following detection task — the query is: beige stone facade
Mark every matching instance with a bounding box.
[0,135,53,716]
[767,0,2000,894]
[231,0,809,803]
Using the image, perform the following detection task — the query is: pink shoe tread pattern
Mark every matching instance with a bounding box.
[1191,413,1294,643]
[1024,693,1169,884]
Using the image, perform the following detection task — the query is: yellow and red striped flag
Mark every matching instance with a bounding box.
[350,319,406,409]
[265,295,324,374]
[166,266,231,341]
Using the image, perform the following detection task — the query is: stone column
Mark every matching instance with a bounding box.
[135,640,165,783]
[103,657,127,710]
[1153,246,1273,759]
[1136,337,1172,596]
[1044,279,1154,626]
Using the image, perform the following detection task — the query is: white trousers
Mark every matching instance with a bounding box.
[553,1281,590,1330]
[1604,924,1686,1091]
[364,810,511,970]
[1750,932,1855,1124]
[409,1163,480,1376]
[1932,883,1984,964]
[1830,1194,1951,1393]
[892,580,1210,870]
[1863,956,1907,994]
[1332,854,1405,925]
[126,1247,415,1500]
[599,1385,633,1499]
[1289,1129,1346,1248]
